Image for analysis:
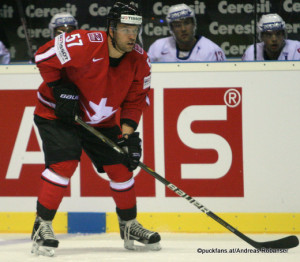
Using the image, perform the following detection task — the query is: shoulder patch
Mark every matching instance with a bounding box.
[88,32,103,42]
[55,33,71,65]
[134,44,144,55]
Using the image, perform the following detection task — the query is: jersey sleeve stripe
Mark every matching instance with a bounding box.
[37,92,56,109]
[35,47,56,63]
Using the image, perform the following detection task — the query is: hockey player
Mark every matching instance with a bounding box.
[242,13,300,61]
[48,12,78,39]
[147,3,226,62]
[31,2,160,257]
[0,40,10,64]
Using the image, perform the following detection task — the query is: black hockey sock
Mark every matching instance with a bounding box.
[116,205,137,221]
[37,201,57,221]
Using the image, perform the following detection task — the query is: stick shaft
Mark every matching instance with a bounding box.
[15,0,34,62]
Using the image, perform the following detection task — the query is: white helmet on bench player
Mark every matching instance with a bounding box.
[257,13,286,41]
[166,4,197,35]
[49,12,78,39]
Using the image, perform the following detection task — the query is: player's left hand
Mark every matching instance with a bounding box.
[117,132,142,171]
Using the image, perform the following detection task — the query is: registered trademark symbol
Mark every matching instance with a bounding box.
[224,89,241,108]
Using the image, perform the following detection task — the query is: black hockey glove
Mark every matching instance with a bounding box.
[117,132,142,172]
[52,82,80,124]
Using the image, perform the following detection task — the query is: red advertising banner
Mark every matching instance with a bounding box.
[164,88,244,197]
[0,88,243,197]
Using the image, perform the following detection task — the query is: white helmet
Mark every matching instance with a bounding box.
[257,13,286,40]
[166,4,196,34]
[49,12,78,39]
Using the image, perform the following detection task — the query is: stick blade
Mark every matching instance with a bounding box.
[258,235,299,250]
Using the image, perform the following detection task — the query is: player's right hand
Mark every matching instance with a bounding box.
[52,82,80,124]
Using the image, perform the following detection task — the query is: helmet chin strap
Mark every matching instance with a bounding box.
[108,26,118,50]
[110,31,117,49]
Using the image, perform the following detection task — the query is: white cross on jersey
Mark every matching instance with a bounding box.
[83,98,117,124]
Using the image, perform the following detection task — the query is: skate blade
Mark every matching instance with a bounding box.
[31,242,55,257]
[146,242,161,251]
[124,240,161,251]
[124,240,135,250]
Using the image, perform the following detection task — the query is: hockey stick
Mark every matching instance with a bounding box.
[253,0,257,61]
[75,116,299,250]
[15,0,34,63]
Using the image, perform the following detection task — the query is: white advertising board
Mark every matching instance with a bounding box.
[0,62,299,213]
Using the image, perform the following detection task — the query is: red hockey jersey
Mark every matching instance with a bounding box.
[34,30,151,128]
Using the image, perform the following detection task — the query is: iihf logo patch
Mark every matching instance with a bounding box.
[134,44,143,54]
[88,32,103,42]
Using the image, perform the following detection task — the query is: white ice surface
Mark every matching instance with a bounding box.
[0,233,299,262]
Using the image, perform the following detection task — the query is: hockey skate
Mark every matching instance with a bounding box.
[31,216,59,257]
[118,217,161,251]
